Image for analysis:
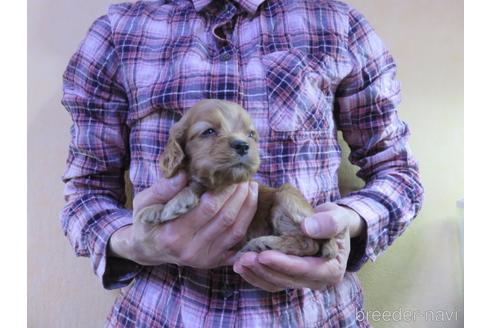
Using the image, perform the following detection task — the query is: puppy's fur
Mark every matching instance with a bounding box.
[136,99,339,258]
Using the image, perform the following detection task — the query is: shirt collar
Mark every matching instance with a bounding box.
[191,0,265,15]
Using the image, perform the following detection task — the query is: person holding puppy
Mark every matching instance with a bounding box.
[61,0,423,327]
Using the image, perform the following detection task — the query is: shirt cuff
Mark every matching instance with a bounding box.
[335,194,389,272]
[91,209,143,289]
[345,219,368,272]
[103,255,143,289]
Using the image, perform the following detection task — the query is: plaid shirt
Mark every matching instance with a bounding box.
[61,0,423,327]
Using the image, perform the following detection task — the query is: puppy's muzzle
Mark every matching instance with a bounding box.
[230,139,249,156]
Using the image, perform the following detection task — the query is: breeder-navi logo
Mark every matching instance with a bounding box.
[356,308,459,323]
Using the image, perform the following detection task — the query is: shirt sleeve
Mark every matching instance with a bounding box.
[334,7,424,272]
[60,15,142,289]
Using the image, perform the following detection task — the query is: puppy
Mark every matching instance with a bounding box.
[135,99,340,258]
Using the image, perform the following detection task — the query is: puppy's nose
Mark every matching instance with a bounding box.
[230,140,249,156]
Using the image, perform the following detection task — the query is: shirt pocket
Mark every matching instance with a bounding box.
[261,49,334,133]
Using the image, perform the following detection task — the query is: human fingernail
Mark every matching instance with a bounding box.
[304,218,320,237]
[239,258,250,267]
[169,171,185,187]
[233,264,243,274]
[240,253,256,267]
[250,182,258,196]
[257,254,270,265]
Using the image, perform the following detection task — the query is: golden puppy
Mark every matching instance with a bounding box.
[135,99,339,258]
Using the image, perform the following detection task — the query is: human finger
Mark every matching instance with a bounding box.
[257,251,345,284]
[233,253,283,292]
[132,171,187,212]
[238,256,304,289]
[213,181,259,250]
[192,182,250,245]
[301,211,346,239]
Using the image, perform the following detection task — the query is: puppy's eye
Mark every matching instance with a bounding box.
[248,130,256,139]
[202,128,216,136]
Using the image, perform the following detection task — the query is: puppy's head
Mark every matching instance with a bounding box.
[160,99,260,189]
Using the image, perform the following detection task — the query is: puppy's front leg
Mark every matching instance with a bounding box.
[136,186,199,224]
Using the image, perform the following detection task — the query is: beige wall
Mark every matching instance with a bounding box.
[28,0,463,327]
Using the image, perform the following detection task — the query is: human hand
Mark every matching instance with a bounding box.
[232,203,364,291]
[109,172,259,269]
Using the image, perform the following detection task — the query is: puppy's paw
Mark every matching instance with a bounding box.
[137,204,166,225]
[241,235,319,256]
[321,238,339,259]
[240,236,277,253]
[160,201,194,222]
[160,193,199,222]
[321,227,350,259]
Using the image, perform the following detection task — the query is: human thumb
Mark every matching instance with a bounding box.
[301,212,341,239]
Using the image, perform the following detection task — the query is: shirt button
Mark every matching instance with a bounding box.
[221,285,235,299]
[220,53,232,61]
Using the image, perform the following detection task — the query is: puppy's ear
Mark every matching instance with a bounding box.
[160,121,186,178]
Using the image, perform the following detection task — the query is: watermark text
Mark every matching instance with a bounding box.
[356,308,459,322]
